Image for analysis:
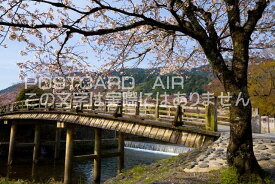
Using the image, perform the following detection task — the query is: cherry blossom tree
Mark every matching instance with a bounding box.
[0,0,274,181]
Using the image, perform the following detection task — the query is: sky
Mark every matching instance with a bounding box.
[0,39,150,91]
[0,40,24,90]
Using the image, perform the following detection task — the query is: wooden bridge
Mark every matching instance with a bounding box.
[0,98,221,184]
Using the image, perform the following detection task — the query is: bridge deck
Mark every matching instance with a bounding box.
[0,110,219,148]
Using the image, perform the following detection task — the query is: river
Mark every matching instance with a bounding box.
[0,148,172,183]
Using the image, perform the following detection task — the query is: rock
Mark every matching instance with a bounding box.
[256,145,268,150]
[261,153,271,157]
[208,148,215,153]
[211,155,219,159]
[198,163,209,168]
[256,154,270,161]
[215,139,222,144]
[184,161,196,169]
[264,139,272,143]
[221,155,227,160]
[197,155,206,162]
[186,163,195,169]
[270,155,275,159]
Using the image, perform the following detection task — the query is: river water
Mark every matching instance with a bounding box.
[0,148,171,183]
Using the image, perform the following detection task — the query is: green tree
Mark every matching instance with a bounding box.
[16,86,44,101]
[204,60,275,116]
[249,60,275,116]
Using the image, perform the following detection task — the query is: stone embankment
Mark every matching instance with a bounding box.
[184,133,275,173]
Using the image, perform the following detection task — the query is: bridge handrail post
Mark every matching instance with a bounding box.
[121,93,124,116]
[10,103,14,112]
[113,102,123,118]
[155,102,160,120]
[173,105,183,126]
[52,100,56,110]
[19,101,22,110]
[205,97,218,131]
[70,95,73,110]
[79,102,83,111]
[104,100,108,113]
[135,101,140,116]
[91,97,95,111]
[26,101,30,111]
[196,107,200,121]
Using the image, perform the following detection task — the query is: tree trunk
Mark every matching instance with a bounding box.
[226,87,263,181]
[199,22,266,181]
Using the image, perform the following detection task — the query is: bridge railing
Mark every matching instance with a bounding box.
[0,98,231,131]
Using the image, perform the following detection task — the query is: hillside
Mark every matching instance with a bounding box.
[0,68,212,106]
[113,67,212,94]
[0,83,24,106]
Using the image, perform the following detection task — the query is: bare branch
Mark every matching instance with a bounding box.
[0,20,148,36]
[244,0,268,35]
[224,0,241,33]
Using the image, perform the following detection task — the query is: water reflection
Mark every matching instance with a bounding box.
[0,148,170,183]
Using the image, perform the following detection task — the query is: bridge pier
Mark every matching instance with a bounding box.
[93,128,102,183]
[117,132,124,174]
[64,125,74,184]
[54,128,61,160]
[8,123,17,165]
[33,124,41,164]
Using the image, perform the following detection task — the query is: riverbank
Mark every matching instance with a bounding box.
[1,133,274,184]
[104,133,275,184]
[0,178,62,184]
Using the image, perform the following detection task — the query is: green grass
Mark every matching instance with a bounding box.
[219,167,239,184]
[217,167,274,184]
[0,178,62,184]
[158,155,180,164]
[111,163,171,184]
[113,165,149,184]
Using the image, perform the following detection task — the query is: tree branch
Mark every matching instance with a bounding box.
[224,0,241,33]
[243,0,268,35]
[31,0,88,14]
[0,20,148,36]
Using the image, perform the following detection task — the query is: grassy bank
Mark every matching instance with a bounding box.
[104,148,207,184]
[104,148,275,184]
[0,178,62,184]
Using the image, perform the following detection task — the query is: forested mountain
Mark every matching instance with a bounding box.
[0,83,24,106]
[112,66,212,95]
[0,67,212,105]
